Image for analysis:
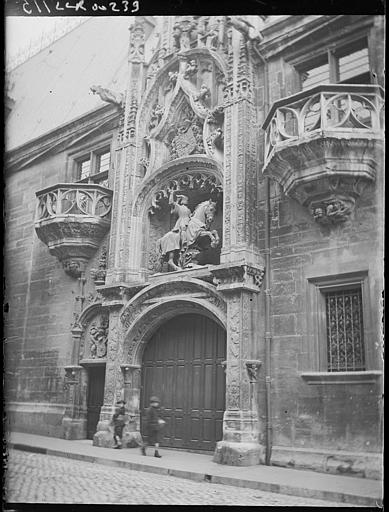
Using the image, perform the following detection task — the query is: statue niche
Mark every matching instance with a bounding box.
[157,191,219,271]
[148,177,223,273]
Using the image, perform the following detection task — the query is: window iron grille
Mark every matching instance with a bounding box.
[325,287,365,372]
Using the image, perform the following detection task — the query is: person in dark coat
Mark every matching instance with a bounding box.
[141,396,165,458]
[112,400,126,449]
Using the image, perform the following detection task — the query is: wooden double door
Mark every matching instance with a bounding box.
[141,313,226,451]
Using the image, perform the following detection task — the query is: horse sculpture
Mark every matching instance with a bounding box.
[157,198,220,272]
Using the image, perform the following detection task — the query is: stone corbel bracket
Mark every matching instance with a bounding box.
[120,364,141,383]
[211,262,265,293]
[64,365,83,385]
[245,360,262,383]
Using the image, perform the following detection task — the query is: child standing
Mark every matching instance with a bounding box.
[141,396,165,458]
[112,399,126,449]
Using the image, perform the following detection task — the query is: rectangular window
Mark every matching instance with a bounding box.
[324,286,365,372]
[338,47,369,84]
[75,146,111,185]
[306,271,371,373]
[301,39,370,90]
[302,62,330,90]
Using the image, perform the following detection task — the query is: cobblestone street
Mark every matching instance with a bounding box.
[4,450,347,506]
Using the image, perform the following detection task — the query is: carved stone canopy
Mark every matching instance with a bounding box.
[149,171,223,216]
[34,184,112,277]
[262,84,384,226]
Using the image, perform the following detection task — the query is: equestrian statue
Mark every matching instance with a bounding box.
[157,190,220,271]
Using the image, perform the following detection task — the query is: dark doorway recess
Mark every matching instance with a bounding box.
[86,365,106,440]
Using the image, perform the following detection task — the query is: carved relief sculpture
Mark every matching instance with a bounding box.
[156,192,220,271]
[90,246,108,285]
[89,315,109,359]
[183,59,199,80]
[167,106,205,159]
[148,104,165,132]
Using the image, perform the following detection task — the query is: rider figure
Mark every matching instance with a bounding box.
[157,193,219,272]
[170,192,191,251]
[157,192,191,272]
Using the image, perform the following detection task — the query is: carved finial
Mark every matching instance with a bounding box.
[128,19,145,62]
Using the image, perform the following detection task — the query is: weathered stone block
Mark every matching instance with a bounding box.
[213,441,264,466]
[62,418,87,440]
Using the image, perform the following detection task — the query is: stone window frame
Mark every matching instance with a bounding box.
[67,135,113,187]
[301,270,381,384]
[288,30,372,90]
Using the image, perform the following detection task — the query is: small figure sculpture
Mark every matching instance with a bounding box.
[172,22,182,51]
[90,85,124,106]
[184,59,198,80]
[195,84,211,102]
[208,127,224,149]
[165,71,179,92]
[157,192,192,271]
[326,200,352,221]
[149,104,164,131]
[205,18,220,49]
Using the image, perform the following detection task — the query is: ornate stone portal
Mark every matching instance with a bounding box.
[62,17,267,464]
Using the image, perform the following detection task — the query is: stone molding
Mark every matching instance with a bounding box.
[120,278,227,364]
[301,371,383,385]
[96,282,148,307]
[132,155,222,217]
[211,262,265,293]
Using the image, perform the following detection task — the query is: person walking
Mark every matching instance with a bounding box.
[112,400,126,449]
[141,396,165,458]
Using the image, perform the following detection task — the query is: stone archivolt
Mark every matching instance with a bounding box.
[131,156,223,274]
[120,278,227,364]
[132,155,223,217]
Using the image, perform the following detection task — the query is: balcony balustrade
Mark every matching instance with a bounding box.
[35,183,113,277]
[262,84,384,224]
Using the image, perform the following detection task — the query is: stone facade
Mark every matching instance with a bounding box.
[4,15,384,476]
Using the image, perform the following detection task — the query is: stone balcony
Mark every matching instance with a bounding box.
[262,84,385,224]
[35,183,113,277]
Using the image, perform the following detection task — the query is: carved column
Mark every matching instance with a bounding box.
[211,263,265,466]
[93,307,124,447]
[106,19,146,284]
[221,25,261,266]
[61,325,88,439]
[120,364,143,447]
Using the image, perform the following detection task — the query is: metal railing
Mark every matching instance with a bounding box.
[35,183,113,221]
[262,84,385,169]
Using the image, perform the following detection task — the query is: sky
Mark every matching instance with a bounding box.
[5,16,87,64]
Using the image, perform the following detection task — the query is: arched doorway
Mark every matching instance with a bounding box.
[141,313,226,451]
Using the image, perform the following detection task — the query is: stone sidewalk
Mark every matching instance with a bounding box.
[6,432,383,507]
